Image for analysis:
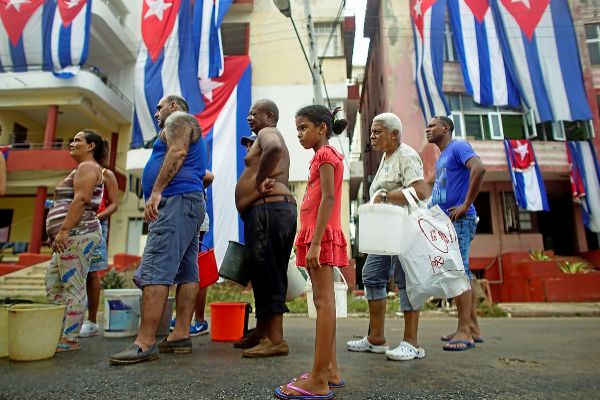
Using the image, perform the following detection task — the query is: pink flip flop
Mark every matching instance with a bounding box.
[274,382,334,400]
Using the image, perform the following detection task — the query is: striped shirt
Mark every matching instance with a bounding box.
[46,168,103,241]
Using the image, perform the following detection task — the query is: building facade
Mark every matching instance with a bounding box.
[357,0,600,262]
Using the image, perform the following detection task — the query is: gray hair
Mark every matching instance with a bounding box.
[373,112,403,140]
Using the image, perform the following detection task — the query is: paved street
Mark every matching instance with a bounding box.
[1,316,599,400]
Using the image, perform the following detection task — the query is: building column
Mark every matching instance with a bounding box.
[43,105,58,149]
[30,187,47,254]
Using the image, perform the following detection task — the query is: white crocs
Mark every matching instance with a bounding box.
[347,337,389,353]
[79,320,99,338]
[385,341,425,361]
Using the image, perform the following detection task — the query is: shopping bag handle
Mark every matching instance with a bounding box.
[402,187,425,212]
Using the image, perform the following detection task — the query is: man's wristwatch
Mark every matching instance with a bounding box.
[381,190,388,203]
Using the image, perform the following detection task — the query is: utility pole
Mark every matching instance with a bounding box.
[303,0,324,105]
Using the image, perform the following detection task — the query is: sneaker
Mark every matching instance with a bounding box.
[79,320,99,338]
[190,320,209,337]
[347,337,389,353]
[169,318,176,332]
[385,341,425,361]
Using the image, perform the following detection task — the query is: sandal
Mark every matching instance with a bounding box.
[56,340,81,353]
[292,373,346,389]
[441,332,484,343]
[346,337,388,353]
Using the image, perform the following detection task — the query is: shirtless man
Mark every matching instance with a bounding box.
[234,99,297,358]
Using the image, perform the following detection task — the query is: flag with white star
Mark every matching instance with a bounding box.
[410,0,450,124]
[491,0,592,122]
[132,0,205,148]
[193,0,233,80]
[0,0,54,72]
[49,0,92,78]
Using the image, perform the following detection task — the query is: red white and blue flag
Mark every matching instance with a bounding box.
[504,139,549,211]
[132,0,205,148]
[448,0,520,107]
[491,0,592,122]
[196,56,252,265]
[193,0,232,80]
[49,0,91,78]
[0,0,53,72]
[566,141,600,233]
[410,0,450,124]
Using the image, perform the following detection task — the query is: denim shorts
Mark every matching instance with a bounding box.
[452,215,478,281]
[89,219,109,273]
[139,192,205,286]
[362,254,417,311]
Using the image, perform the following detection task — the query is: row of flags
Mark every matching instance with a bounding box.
[0,0,91,77]
[132,0,247,265]
[411,0,592,124]
[503,139,600,233]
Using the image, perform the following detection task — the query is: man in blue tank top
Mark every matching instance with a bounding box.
[427,116,486,352]
[110,95,207,365]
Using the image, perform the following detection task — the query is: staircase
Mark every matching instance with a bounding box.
[0,262,49,298]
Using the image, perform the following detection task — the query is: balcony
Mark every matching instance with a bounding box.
[471,141,570,181]
[0,67,131,133]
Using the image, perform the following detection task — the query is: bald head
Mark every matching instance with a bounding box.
[254,99,279,123]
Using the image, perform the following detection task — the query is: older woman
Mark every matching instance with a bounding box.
[347,113,427,361]
[45,129,105,352]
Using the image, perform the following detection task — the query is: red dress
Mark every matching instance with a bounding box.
[295,145,348,267]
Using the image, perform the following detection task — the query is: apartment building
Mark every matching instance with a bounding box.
[355,0,600,265]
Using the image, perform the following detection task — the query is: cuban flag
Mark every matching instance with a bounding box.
[504,139,549,212]
[411,0,450,124]
[196,55,251,265]
[0,0,53,72]
[566,141,600,233]
[132,0,205,148]
[448,0,520,107]
[491,0,592,122]
[49,0,92,78]
[193,0,233,80]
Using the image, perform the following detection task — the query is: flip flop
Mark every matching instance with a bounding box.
[56,342,81,352]
[441,333,484,343]
[274,382,334,400]
[296,373,346,389]
[443,340,475,352]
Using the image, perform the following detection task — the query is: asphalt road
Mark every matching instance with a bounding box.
[1,316,599,400]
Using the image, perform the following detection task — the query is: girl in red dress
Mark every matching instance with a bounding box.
[275,106,348,400]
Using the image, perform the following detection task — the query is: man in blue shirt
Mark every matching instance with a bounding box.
[427,116,486,351]
[110,95,207,365]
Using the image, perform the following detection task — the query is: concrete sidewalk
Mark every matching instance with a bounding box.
[1,316,598,399]
[497,302,600,317]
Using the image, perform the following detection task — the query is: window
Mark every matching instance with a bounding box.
[473,193,493,234]
[488,112,504,139]
[585,24,600,65]
[0,209,13,242]
[221,23,249,55]
[450,111,465,139]
[314,23,342,58]
[552,121,566,141]
[443,21,458,62]
[502,191,535,233]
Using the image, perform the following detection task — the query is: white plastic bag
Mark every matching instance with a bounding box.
[398,188,470,308]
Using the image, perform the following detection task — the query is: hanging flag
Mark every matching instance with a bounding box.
[0,0,53,72]
[491,0,592,122]
[132,0,205,148]
[504,139,549,212]
[196,55,252,266]
[566,141,600,233]
[410,0,450,124]
[447,0,519,107]
[49,0,92,78]
[193,0,233,80]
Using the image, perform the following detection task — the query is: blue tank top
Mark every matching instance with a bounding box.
[142,136,207,200]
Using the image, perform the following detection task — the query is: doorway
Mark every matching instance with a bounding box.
[536,182,578,255]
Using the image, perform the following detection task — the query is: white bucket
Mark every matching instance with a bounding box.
[103,289,142,337]
[358,190,407,255]
[306,267,348,319]
[286,253,307,302]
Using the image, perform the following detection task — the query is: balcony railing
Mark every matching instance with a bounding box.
[0,64,132,107]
